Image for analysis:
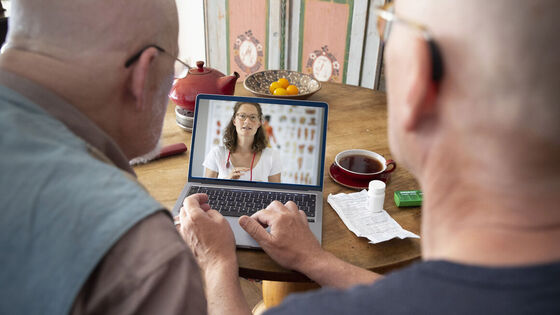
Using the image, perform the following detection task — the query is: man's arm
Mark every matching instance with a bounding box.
[71,211,206,315]
[203,261,251,315]
[179,194,252,315]
[178,194,382,315]
[239,201,382,289]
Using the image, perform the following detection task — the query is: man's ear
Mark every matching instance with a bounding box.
[403,37,440,131]
[130,47,160,111]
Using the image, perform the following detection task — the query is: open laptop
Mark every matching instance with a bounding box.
[172,94,328,248]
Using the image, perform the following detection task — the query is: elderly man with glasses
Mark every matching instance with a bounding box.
[0,0,205,314]
[179,1,560,314]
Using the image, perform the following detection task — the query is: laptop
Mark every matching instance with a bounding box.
[172,94,328,248]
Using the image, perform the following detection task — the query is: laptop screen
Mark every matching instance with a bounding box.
[188,94,328,190]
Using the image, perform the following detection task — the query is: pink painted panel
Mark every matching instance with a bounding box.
[229,0,267,80]
[301,0,350,82]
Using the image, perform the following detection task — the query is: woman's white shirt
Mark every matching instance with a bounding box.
[203,146,282,182]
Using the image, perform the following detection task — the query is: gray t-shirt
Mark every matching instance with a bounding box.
[265,260,560,315]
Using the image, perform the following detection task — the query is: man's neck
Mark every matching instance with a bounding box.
[420,148,560,267]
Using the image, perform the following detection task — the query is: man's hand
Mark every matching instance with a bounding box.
[238,201,324,272]
[180,194,252,315]
[179,193,237,272]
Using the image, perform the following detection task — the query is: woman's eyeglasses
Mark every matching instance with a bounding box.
[235,113,260,122]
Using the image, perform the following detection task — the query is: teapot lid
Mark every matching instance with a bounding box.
[189,61,212,75]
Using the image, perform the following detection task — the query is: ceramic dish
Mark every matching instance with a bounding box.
[175,106,194,132]
[243,70,321,99]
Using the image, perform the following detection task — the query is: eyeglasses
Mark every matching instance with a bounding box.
[373,2,432,43]
[235,113,260,122]
[124,45,191,79]
[373,2,444,82]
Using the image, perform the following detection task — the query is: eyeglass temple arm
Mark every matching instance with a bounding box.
[124,45,164,67]
[175,58,191,70]
[124,45,192,70]
[375,7,443,82]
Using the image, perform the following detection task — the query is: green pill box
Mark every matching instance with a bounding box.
[394,190,423,207]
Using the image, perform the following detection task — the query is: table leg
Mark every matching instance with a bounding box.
[253,280,320,313]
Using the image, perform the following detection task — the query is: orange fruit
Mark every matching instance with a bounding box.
[277,78,290,89]
[269,82,280,94]
[286,85,299,95]
[273,87,288,96]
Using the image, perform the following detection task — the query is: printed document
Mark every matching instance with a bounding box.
[327,190,419,244]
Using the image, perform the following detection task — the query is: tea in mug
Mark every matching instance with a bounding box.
[338,155,383,174]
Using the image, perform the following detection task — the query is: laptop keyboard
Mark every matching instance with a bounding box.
[187,186,317,222]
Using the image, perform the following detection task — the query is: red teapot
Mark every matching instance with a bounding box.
[169,61,240,112]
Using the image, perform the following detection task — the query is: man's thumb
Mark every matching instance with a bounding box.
[239,216,270,244]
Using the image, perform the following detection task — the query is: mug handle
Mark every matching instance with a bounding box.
[384,159,397,174]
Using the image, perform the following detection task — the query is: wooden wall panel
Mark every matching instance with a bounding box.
[361,0,385,89]
[205,0,228,75]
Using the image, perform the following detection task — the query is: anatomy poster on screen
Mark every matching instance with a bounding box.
[205,100,322,185]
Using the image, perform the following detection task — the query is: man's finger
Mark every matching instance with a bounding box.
[266,200,284,211]
[250,209,278,227]
[183,193,209,208]
[284,200,299,212]
[239,215,272,244]
[298,210,309,223]
[181,203,205,221]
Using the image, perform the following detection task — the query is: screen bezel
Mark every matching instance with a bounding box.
[187,94,329,192]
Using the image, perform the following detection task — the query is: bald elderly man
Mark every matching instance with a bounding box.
[0,1,205,314]
[179,1,560,314]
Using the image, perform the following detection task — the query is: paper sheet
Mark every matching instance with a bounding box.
[327,190,420,244]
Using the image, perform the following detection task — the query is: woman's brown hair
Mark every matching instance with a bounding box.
[223,102,268,152]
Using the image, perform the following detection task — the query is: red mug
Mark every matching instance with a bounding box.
[334,149,396,180]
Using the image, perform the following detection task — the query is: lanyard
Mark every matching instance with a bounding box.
[226,151,256,181]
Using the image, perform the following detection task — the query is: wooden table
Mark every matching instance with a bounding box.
[135,81,422,308]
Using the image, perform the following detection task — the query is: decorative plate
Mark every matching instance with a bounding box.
[243,70,321,99]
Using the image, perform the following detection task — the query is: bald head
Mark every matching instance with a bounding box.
[0,0,180,159]
[6,0,178,62]
[386,0,560,184]
[398,0,560,145]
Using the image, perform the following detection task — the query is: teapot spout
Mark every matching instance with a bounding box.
[217,71,240,95]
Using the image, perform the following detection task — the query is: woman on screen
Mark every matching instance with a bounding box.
[203,102,282,182]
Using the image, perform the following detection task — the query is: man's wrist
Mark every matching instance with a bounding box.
[204,256,239,280]
[293,247,331,277]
